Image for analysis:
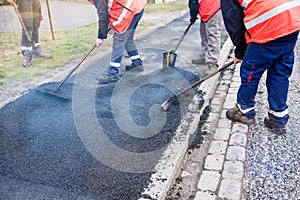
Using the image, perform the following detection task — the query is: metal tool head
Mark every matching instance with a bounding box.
[161,98,172,111]
[35,82,72,101]
[162,51,177,68]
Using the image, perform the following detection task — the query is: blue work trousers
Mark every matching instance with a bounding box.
[108,9,144,73]
[238,31,299,126]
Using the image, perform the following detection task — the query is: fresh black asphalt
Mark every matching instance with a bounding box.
[0,13,207,199]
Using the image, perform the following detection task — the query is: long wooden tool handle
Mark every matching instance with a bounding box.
[45,0,55,40]
[11,2,32,43]
[56,44,97,90]
[178,60,235,96]
[173,22,193,53]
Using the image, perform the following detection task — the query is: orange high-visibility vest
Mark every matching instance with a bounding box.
[238,0,300,44]
[107,0,146,34]
[198,0,220,22]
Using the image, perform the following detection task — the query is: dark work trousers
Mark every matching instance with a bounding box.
[107,9,144,75]
[237,31,299,128]
[18,0,42,60]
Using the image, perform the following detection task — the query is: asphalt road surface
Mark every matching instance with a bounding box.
[0,13,206,200]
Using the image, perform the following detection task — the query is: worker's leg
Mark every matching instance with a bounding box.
[125,10,144,71]
[204,10,222,65]
[265,32,298,129]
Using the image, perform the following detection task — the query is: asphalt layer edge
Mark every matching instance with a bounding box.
[139,38,234,200]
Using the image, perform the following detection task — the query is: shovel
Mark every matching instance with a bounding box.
[161,60,234,111]
[163,22,193,68]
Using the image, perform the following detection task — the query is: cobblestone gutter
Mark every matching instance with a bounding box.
[167,37,300,200]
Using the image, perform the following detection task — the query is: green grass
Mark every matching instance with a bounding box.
[0,23,104,88]
[145,2,187,13]
[0,2,187,90]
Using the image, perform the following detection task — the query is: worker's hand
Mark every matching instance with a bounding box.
[234,57,242,64]
[190,17,198,24]
[95,38,104,47]
[7,0,14,4]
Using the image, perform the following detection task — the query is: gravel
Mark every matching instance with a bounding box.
[243,38,300,200]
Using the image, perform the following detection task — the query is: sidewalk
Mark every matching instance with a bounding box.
[167,38,300,199]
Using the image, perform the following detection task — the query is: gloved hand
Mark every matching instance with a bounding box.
[189,0,199,24]
[190,17,198,24]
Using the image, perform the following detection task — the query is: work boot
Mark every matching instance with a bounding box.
[34,52,52,59]
[264,117,286,134]
[192,57,205,65]
[98,72,119,85]
[23,59,32,68]
[98,66,120,85]
[125,63,144,72]
[226,104,255,125]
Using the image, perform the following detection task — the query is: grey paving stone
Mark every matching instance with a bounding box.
[230,133,247,147]
[204,154,225,171]
[218,118,232,128]
[194,191,217,200]
[228,87,239,94]
[214,90,227,97]
[214,128,231,141]
[219,110,227,119]
[210,104,222,113]
[232,123,248,134]
[207,113,219,123]
[226,146,246,162]
[208,141,228,155]
[211,97,223,106]
[222,160,244,179]
[197,170,221,191]
[223,93,237,109]
[232,76,241,83]
[218,178,242,200]
[230,81,241,88]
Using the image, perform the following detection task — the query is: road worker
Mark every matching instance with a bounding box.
[92,0,146,84]
[221,0,300,133]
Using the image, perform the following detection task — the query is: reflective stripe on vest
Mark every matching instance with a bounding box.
[240,0,251,9]
[238,0,300,43]
[245,1,300,29]
[112,0,134,28]
[107,0,113,11]
[107,0,146,34]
